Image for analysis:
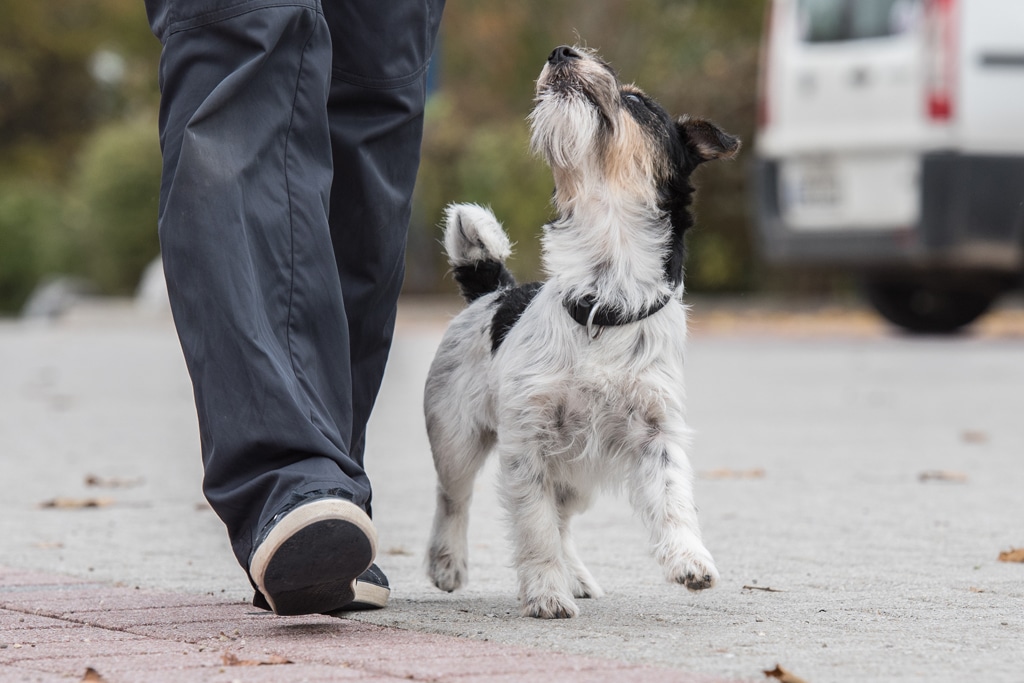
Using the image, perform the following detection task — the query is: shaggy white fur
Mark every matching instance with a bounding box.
[424,45,738,619]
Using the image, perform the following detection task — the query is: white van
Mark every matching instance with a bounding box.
[754,0,1024,332]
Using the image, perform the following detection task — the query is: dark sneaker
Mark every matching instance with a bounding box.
[249,497,376,616]
[345,563,390,611]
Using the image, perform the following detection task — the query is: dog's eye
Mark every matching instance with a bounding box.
[623,93,642,105]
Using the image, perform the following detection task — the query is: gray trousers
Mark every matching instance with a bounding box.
[145,0,444,569]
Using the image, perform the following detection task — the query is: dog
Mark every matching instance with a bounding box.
[424,45,739,618]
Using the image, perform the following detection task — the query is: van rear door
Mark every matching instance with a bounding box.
[761,0,928,231]
[958,0,1024,154]
[769,0,925,151]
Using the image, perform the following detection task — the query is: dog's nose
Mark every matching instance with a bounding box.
[548,45,580,65]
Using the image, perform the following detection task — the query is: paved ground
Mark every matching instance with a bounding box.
[1,295,1023,682]
[0,566,704,683]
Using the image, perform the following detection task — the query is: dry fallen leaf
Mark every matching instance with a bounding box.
[961,430,989,444]
[998,548,1024,563]
[39,497,115,509]
[81,668,109,682]
[222,652,293,666]
[764,664,810,683]
[84,474,145,489]
[700,468,766,480]
[918,470,968,483]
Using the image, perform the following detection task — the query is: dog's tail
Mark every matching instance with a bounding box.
[443,203,516,302]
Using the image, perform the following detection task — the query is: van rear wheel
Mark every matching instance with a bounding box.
[863,279,998,334]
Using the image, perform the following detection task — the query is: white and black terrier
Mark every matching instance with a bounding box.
[424,45,739,618]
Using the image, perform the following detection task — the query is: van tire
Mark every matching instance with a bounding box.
[863,279,997,334]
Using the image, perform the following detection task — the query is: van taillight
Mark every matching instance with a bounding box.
[925,0,955,121]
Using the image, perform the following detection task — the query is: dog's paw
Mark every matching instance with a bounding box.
[521,592,579,619]
[427,547,467,593]
[667,553,720,592]
[570,573,604,599]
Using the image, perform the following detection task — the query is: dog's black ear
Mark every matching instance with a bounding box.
[676,116,741,165]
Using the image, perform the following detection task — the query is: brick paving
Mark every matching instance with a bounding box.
[0,567,730,683]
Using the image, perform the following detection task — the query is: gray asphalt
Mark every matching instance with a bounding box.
[1,298,1022,683]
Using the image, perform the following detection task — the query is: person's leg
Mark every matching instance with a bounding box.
[146,0,370,573]
[322,0,445,504]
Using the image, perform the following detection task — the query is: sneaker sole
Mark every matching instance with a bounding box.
[347,579,391,611]
[250,499,377,616]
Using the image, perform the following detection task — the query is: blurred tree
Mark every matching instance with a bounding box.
[0,0,159,182]
[0,0,159,310]
[412,0,765,292]
[0,0,773,305]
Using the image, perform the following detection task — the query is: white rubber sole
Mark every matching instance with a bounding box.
[351,579,391,610]
[250,498,377,616]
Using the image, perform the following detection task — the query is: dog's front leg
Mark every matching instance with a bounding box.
[499,446,579,618]
[555,485,604,599]
[628,438,719,591]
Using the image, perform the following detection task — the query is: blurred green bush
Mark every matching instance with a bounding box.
[0,115,161,313]
[0,0,162,313]
[0,182,63,311]
[66,115,162,295]
[1,0,779,311]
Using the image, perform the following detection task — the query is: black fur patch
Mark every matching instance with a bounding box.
[453,260,516,302]
[490,282,543,353]
[619,88,696,290]
[657,157,695,290]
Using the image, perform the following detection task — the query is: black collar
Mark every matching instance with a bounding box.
[563,293,673,338]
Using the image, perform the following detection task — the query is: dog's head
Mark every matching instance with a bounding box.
[529,45,739,208]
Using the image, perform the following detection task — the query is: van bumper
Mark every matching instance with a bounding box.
[753,152,1024,273]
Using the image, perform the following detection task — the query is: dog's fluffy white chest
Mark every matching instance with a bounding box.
[492,293,690,469]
